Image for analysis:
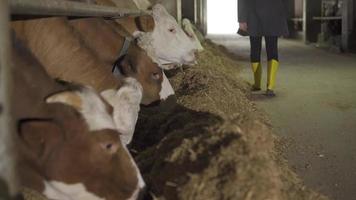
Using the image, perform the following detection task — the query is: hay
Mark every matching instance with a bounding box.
[132,41,329,200]
[22,188,47,200]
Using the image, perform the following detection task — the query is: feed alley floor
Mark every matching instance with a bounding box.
[209,34,356,200]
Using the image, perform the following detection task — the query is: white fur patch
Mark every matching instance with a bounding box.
[43,181,105,200]
[79,88,117,131]
[46,87,116,132]
[101,78,143,145]
[159,72,175,100]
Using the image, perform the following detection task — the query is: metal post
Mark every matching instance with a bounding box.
[0,0,18,197]
[194,0,197,24]
[202,0,207,36]
[303,0,307,42]
[303,0,322,43]
[10,0,144,18]
[342,0,353,51]
[177,0,182,25]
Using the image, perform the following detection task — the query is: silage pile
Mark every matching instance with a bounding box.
[132,41,329,200]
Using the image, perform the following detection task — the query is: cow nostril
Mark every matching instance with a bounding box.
[194,50,198,57]
[106,144,112,150]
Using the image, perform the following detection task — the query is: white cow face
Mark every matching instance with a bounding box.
[137,4,197,69]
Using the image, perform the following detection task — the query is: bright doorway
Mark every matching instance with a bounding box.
[207,0,239,34]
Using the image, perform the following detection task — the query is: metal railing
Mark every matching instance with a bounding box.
[10,0,144,18]
[313,16,342,21]
[0,0,17,198]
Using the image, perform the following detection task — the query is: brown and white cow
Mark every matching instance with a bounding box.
[13,35,144,200]
[11,16,172,105]
[11,15,174,144]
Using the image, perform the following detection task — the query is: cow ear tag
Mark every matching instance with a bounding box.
[46,91,83,111]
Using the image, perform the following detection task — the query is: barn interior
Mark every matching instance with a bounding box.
[0,0,355,200]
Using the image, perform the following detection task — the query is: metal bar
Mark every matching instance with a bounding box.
[202,0,207,35]
[10,0,144,18]
[0,0,18,197]
[193,0,197,24]
[313,16,342,21]
[177,0,182,25]
[290,17,303,22]
[302,0,307,43]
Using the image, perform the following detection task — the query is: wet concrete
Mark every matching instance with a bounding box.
[209,34,356,200]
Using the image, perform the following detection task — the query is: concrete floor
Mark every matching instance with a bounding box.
[209,35,356,200]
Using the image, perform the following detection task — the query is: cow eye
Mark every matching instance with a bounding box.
[151,72,161,80]
[100,142,118,154]
[168,28,176,33]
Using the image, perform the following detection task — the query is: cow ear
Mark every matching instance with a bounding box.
[118,57,137,77]
[18,119,63,161]
[135,15,155,32]
[152,4,167,15]
[46,91,83,111]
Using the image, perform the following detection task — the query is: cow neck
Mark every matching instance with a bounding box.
[112,37,133,78]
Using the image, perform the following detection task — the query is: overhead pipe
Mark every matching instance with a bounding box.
[10,0,145,18]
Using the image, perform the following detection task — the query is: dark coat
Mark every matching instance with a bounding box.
[238,0,289,37]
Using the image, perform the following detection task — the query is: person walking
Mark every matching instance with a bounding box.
[238,0,289,96]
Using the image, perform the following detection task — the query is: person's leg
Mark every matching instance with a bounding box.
[265,36,279,96]
[250,36,262,91]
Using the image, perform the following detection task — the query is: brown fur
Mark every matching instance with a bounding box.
[67,16,163,104]
[68,17,125,65]
[12,14,162,104]
[12,17,120,92]
[13,37,140,200]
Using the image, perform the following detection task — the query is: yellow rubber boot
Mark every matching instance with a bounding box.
[267,59,279,95]
[251,62,262,90]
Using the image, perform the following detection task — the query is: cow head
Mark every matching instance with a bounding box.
[19,87,145,200]
[136,4,197,69]
[116,44,174,105]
